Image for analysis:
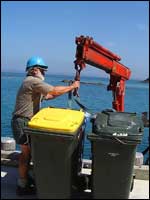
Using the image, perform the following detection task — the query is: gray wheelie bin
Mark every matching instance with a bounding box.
[88,110,144,199]
[24,107,85,199]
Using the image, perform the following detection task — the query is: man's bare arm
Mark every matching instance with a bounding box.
[44,81,80,100]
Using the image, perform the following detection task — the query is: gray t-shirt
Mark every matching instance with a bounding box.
[12,76,54,119]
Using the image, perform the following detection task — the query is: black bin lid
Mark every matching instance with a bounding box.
[91,110,144,142]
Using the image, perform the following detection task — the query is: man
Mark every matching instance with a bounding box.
[11,56,80,195]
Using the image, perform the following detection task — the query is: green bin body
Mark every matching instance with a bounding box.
[88,110,144,199]
[24,124,84,199]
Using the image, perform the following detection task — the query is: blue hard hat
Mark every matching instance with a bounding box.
[26,56,48,71]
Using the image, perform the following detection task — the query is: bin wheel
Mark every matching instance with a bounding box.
[130,174,135,192]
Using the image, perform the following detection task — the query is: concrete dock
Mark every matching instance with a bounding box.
[1,150,149,199]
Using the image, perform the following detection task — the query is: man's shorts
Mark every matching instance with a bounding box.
[11,116,30,145]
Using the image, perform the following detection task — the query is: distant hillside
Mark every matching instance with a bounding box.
[61,79,104,86]
[142,78,149,83]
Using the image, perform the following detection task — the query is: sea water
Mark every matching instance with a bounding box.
[1,72,149,162]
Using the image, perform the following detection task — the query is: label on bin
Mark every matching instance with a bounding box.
[28,107,85,134]
[112,132,128,136]
[108,152,120,157]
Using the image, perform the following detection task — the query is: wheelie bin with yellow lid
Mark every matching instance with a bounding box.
[24,107,85,199]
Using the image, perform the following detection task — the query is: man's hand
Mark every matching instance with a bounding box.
[71,81,80,89]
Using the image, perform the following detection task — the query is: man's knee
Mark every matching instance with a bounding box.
[21,144,31,154]
[20,145,31,163]
[19,152,30,165]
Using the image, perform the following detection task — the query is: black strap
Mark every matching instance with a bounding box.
[67,79,92,114]
[68,80,73,108]
[73,64,82,97]
[73,97,92,114]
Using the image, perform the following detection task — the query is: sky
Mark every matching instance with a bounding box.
[1,1,149,80]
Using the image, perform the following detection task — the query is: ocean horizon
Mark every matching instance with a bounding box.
[1,71,148,81]
[1,72,149,162]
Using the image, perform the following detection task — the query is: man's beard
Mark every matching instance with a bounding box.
[36,73,45,81]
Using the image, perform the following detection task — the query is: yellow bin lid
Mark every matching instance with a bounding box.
[28,107,85,135]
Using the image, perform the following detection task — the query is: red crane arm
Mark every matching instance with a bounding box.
[74,35,131,111]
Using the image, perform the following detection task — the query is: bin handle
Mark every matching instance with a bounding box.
[114,137,127,145]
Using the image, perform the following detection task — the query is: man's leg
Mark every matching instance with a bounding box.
[18,144,31,187]
[17,144,36,195]
[11,116,36,195]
